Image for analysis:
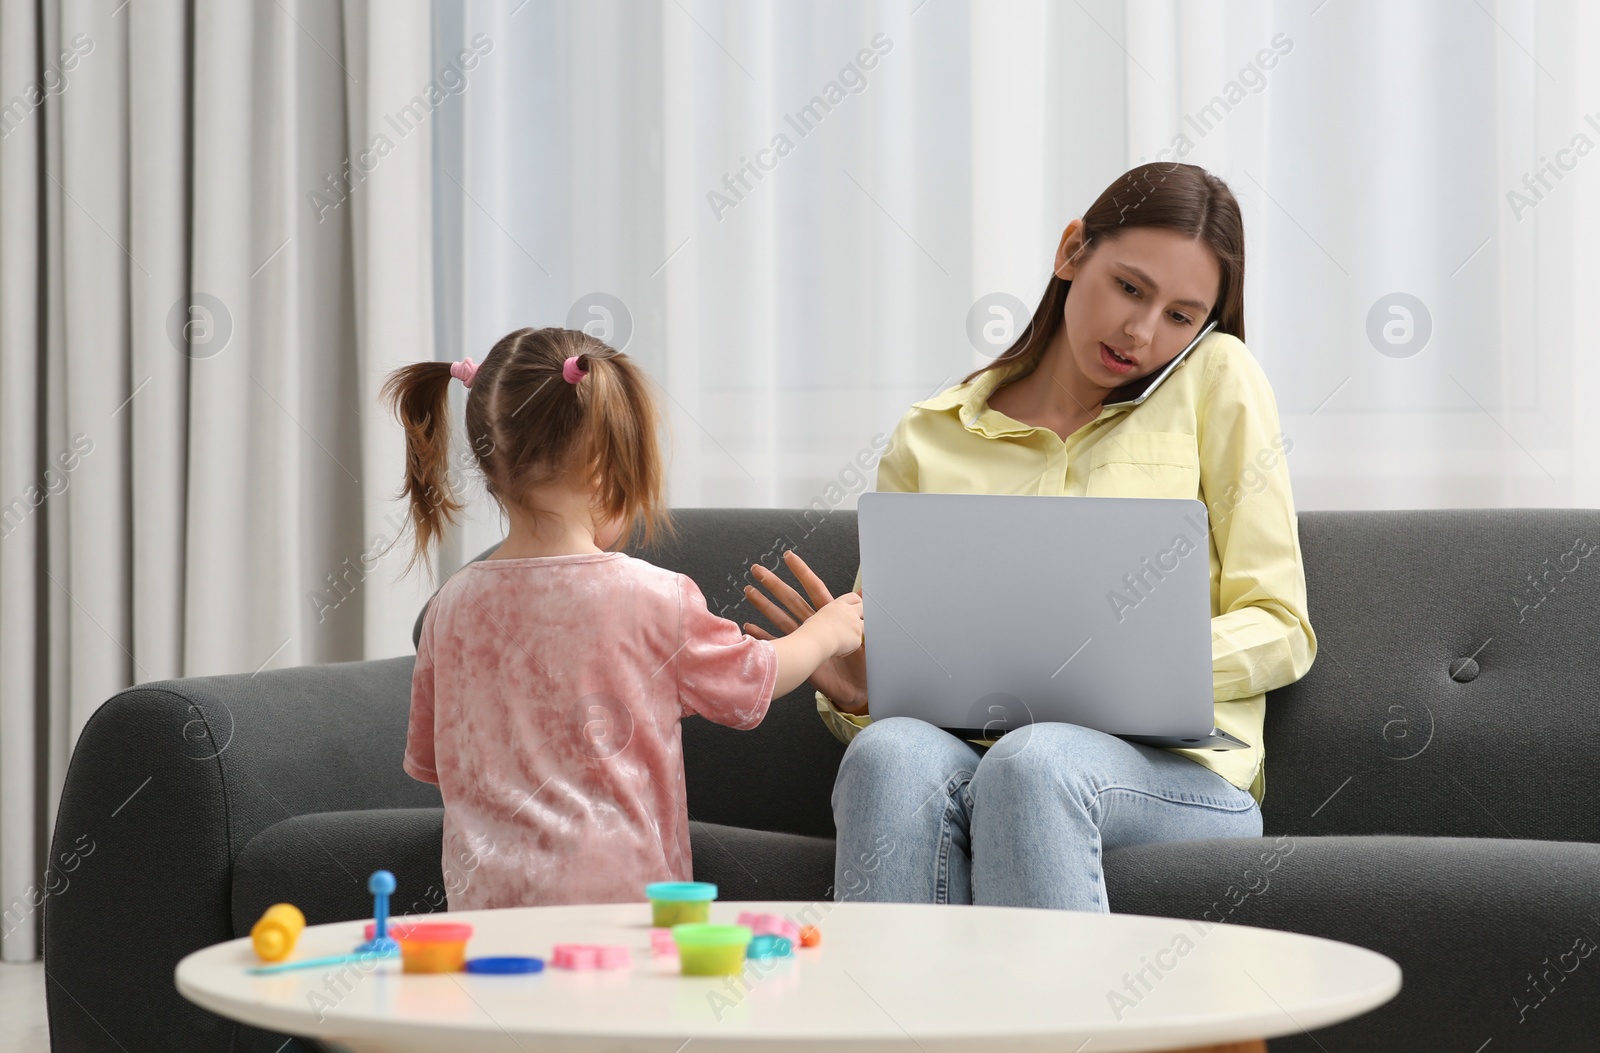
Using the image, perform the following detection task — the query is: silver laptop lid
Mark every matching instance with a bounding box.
[857,492,1215,738]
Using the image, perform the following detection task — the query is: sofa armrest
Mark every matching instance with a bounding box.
[44,655,438,1053]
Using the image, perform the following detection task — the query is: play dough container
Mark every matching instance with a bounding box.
[671,923,752,976]
[644,881,717,927]
[390,922,474,973]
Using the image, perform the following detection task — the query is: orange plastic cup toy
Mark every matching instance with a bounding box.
[389,922,474,973]
[250,904,306,962]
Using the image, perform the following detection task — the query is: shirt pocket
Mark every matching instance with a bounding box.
[1084,430,1201,500]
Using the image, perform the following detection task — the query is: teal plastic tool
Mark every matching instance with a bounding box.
[248,946,398,976]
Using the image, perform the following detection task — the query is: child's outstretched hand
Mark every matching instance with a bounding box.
[813,593,864,657]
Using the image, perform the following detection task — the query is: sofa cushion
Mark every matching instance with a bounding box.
[1263,509,1600,843]
[230,808,837,938]
[676,817,836,900]
[1103,834,1600,1052]
[230,808,450,937]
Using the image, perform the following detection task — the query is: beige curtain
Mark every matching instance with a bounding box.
[0,0,438,962]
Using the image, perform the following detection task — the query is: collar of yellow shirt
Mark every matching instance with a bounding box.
[913,357,1138,440]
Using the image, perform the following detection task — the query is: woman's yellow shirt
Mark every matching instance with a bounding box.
[816,331,1317,807]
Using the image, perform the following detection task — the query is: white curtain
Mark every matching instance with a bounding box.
[435,0,1600,578]
[0,0,436,962]
[1117,0,1600,509]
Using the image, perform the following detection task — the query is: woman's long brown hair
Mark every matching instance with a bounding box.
[380,328,673,577]
[964,162,1246,392]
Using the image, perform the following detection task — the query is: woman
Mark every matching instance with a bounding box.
[744,163,1315,911]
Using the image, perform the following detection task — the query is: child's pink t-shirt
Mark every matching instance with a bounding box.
[403,551,778,911]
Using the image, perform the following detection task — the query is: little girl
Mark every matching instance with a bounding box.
[382,327,863,910]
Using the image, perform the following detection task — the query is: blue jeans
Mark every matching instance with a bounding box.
[831,717,1262,911]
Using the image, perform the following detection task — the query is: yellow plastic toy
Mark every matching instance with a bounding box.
[250,903,306,962]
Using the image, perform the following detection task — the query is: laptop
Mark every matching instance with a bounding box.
[856,491,1249,751]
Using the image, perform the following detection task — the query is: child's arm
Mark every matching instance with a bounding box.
[673,578,860,727]
[766,594,863,699]
[403,605,441,786]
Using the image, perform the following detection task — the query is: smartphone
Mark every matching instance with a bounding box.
[1101,317,1219,410]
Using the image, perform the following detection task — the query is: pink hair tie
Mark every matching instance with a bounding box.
[562,355,589,385]
[449,357,478,388]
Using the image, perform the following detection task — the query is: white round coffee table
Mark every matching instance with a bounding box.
[177,900,1399,1052]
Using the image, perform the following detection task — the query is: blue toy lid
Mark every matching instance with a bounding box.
[746,934,793,958]
[465,956,545,974]
[644,881,718,902]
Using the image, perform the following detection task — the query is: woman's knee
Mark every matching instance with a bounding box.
[974,722,1110,785]
[839,717,975,781]
[833,718,980,824]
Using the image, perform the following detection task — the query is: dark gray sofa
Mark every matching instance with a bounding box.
[43,508,1600,1052]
